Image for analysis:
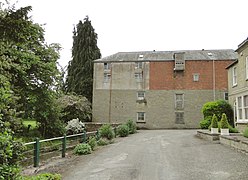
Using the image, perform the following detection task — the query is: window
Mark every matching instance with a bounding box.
[244,95,248,119]
[234,101,237,122]
[137,91,145,100]
[137,112,145,122]
[135,72,143,81]
[238,97,242,119]
[135,62,143,69]
[246,56,248,80]
[232,67,237,86]
[104,63,111,70]
[104,73,111,82]
[175,94,184,110]
[224,92,228,101]
[175,112,184,124]
[193,74,199,82]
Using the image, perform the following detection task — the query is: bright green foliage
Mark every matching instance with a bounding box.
[228,125,239,133]
[0,121,25,180]
[199,116,212,129]
[99,124,115,140]
[97,138,109,146]
[211,114,218,128]
[220,113,229,129]
[117,124,129,137]
[202,100,234,126]
[23,173,61,180]
[88,136,97,151]
[126,119,137,134]
[73,143,92,155]
[243,128,248,138]
[57,94,92,123]
[65,16,101,102]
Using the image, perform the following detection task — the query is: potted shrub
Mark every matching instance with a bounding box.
[211,114,218,134]
[220,113,229,135]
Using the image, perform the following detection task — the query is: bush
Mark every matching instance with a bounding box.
[199,116,212,129]
[126,119,137,134]
[97,138,109,146]
[88,136,97,151]
[211,114,218,128]
[65,118,85,135]
[23,173,61,180]
[117,124,129,137]
[220,113,229,129]
[73,143,92,155]
[243,128,248,138]
[228,125,239,133]
[202,100,234,126]
[99,124,114,140]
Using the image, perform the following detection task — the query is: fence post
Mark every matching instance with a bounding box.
[34,138,40,167]
[83,130,86,143]
[62,134,66,158]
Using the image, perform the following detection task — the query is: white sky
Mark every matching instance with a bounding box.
[16,0,248,68]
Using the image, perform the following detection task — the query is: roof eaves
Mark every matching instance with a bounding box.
[226,60,238,69]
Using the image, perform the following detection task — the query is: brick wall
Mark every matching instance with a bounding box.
[150,60,233,90]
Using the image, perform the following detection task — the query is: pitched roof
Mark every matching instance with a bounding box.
[94,49,237,63]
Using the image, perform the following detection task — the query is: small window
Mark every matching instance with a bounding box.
[137,91,145,100]
[137,112,145,122]
[232,67,237,86]
[135,72,143,81]
[104,63,111,70]
[104,73,111,82]
[246,56,248,80]
[224,92,228,101]
[244,95,248,119]
[175,112,184,124]
[193,74,199,82]
[238,97,242,119]
[175,94,184,110]
[135,62,143,69]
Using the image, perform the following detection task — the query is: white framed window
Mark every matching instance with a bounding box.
[104,73,111,82]
[233,101,237,123]
[224,92,228,101]
[246,56,248,80]
[232,66,237,86]
[175,112,184,124]
[238,96,242,120]
[193,73,199,82]
[135,72,143,81]
[236,95,248,122]
[137,91,145,100]
[137,112,145,122]
[104,63,111,70]
[244,95,248,119]
[135,62,143,69]
[175,94,184,110]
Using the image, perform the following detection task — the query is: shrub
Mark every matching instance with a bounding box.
[228,125,239,133]
[202,100,234,126]
[243,128,248,138]
[88,136,97,151]
[126,119,137,134]
[211,114,218,128]
[97,138,109,146]
[23,173,61,180]
[199,116,212,129]
[65,118,85,135]
[73,143,92,155]
[99,124,114,140]
[117,124,129,137]
[220,113,229,129]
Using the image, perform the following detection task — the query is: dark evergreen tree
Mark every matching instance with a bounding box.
[65,16,101,102]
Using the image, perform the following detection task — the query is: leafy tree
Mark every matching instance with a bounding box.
[65,16,101,102]
[0,3,64,137]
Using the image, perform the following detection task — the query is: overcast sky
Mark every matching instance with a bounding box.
[16,0,248,68]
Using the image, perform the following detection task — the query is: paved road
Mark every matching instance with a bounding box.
[62,130,248,180]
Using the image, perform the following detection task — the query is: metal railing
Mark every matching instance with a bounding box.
[23,130,100,167]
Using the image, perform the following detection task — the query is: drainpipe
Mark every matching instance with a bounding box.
[108,64,113,123]
[213,59,216,101]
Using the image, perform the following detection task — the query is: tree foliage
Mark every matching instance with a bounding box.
[0,3,64,137]
[65,16,101,102]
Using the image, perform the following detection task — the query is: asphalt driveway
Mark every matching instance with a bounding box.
[62,130,248,180]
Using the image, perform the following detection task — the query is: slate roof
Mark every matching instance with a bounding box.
[94,49,237,63]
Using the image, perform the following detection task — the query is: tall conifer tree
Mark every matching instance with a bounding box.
[65,16,101,102]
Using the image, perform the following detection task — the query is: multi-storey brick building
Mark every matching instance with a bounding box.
[227,38,248,132]
[93,49,236,129]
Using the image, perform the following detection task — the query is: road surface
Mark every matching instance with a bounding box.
[62,130,248,180]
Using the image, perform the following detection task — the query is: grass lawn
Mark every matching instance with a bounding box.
[23,120,37,129]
